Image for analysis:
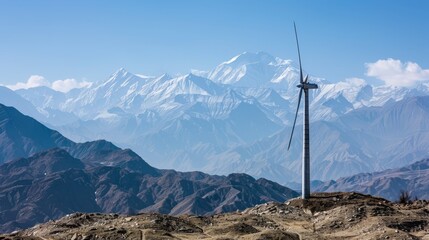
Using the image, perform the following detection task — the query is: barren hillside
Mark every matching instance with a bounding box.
[2,192,428,240]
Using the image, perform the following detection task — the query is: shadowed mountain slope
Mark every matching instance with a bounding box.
[0,149,298,233]
[0,103,73,163]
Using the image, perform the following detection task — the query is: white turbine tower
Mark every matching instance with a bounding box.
[287,23,318,199]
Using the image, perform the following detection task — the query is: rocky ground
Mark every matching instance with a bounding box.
[1,192,429,240]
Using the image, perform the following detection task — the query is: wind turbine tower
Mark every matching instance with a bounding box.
[287,23,318,199]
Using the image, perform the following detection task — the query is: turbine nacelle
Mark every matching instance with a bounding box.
[297,75,318,89]
[297,82,318,89]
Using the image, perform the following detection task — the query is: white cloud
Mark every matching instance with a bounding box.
[6,75,92,92]
[366,58,429,87]
[51,78,92,93]
[7,75,50,90]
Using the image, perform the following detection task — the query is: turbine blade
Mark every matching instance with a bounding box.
[288,88,303,151]
[294,22,304,84]
[304,75,308,83]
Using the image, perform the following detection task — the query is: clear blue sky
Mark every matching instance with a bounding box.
[0,0,428,85]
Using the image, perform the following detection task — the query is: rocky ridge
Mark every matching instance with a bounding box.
[0,147,298,234]
[2,192,429,239]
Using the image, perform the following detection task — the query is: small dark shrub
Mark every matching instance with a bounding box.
[398,190,411,204]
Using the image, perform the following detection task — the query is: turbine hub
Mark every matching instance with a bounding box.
[297,82,319,89]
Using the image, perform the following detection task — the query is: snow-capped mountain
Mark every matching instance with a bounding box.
[206,52,322,104]
[10,52,429,185]
[208,52,298,88]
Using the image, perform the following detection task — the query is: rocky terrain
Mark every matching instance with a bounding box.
[1,192,428,239]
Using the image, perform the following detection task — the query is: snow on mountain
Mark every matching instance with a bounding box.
[234,88,291,125]
[61,68,156,118]
[59,69,231,119]
[20,64,284,172]
[208,51,299,89]
[313,78,371,107]
[9,51,429,186]
[205,52,373,121]
[15,86,67,110]
[190,69,209,78]
[0,86,47,123]
[370,83,429,107]
[309,78,373,120]
[141,73,225,112]
[56,75,283,170]
[13,86,81,126]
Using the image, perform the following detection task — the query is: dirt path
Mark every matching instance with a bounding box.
[140,229,144,240]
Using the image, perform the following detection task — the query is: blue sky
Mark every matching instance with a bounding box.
[1,0,428,88]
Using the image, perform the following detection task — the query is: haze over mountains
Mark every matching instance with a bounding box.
[0,103,298,233]
[316,157,429,201]
[6,51,429,184]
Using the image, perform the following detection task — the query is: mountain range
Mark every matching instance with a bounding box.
[316,157,429,201]
[0,103,298,233]
[6,51,429,184]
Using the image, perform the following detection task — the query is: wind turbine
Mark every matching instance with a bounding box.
[287,23,318,199]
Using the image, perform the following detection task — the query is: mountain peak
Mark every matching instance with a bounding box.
[208,52,295,87]
[99,68,139,87]
[224,51,277,66]
[135,73,155,79]
[184,73,196,78]
[151,73,173,84]
[114,67,130,76]
[117,67,127,73]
